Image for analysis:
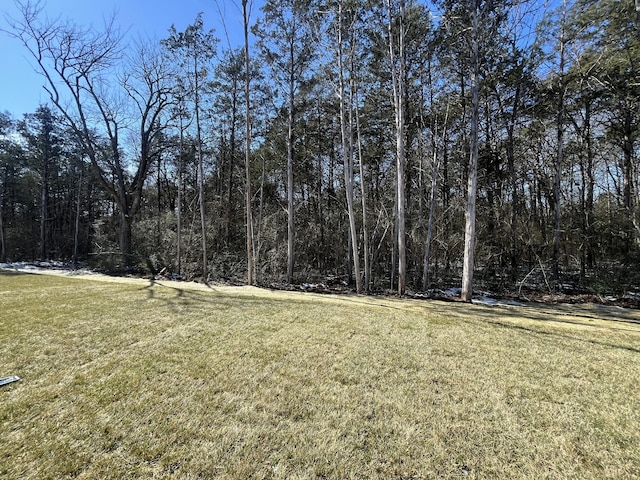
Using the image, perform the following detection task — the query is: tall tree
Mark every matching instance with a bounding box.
[354,82,371,292]
[386,0,407,295]
[334,0,363,293]
[552,0,569,286]
[439,0,507,301]
[162,14,218,279]
[254,0,317,284]
[460,0,482,302]
[0,112,16,262]
[575,0,640,251]
[212,48,244,250]
[243,0,256,285]
[422,61,449,291]
[18,106,63,259]
[172,78,191,276]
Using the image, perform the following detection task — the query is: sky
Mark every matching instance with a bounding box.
[0,0,255,118]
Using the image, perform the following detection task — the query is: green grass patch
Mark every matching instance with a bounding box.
[1,271,640,479]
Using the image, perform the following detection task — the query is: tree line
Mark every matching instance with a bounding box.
[1,0,639,298]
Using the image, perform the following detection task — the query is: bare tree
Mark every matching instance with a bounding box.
[0,182,4,262]
[173,79,190,277]
[7,1,171,267]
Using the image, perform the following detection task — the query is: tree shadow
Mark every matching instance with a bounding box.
[463,303,640,355]
[0,269,35,278]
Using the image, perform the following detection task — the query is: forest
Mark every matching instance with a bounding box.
[1,0,639,299]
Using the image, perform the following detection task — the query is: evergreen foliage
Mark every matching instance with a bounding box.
[3,0,640,294]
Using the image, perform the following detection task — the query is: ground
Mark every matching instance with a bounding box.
[1,265,640,479]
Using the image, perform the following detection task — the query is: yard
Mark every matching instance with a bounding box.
[1,270,639,479]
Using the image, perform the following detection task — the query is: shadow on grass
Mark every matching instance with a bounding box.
[466,304,640,355]
[139,276,640,336]
[10,268,637,356]
[479,302,640,330]
[0,269,33,277]
[139,279,287,313]
[491,317,640,354]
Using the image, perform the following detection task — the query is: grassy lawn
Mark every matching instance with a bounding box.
[1,271,640,479]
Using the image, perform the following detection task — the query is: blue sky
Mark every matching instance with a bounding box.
[1,0,253,117]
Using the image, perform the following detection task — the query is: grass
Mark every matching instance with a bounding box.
[1,270,640,479]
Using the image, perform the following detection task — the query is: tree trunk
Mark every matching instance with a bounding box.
[177,114,184,276]
[195,55,208,280]
[423,57,447,291]
[553,0,567,286]
[386,0,407,296]
[423,128,439,291]
[287,45,295,284]
[506,86,520,282]
[622,107,636,251]
[72,165,83,266]
[355,86,370,292]
[316,98,325,272]
[461,1,480,302]
[198,152,207,279]
[0,173,5,262]
[243,0,255,285]
[119,210,133,268]
[337,0,362,293]
[391,196,398,291]
[225,83,239,250]
[226,119,236,249]
[257,153,266,281]
[584,100,595,268]
[40,155,49,260]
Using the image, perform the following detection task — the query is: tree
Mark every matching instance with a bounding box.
[334,0,363,293]
[0,111,16,262]
[576,0,640,252]
[171,78,191,276]
[18,106,63,259]
[243,0,256,285]
[162,13,218,280]
[552,0,569,286]
[386,0,408,295]
[460,0,481,301]
[211,48,244,250]
[8,1,171,268]
[254,0,317,284]
[422,60,449,291]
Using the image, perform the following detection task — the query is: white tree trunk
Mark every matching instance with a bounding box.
[386,0,407,296]
[337,0,362,293]
[461,2,480,302]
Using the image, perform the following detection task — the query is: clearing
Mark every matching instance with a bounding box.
[1,270,639,479]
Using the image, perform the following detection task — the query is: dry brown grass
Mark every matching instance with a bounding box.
[1,270,640,479]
